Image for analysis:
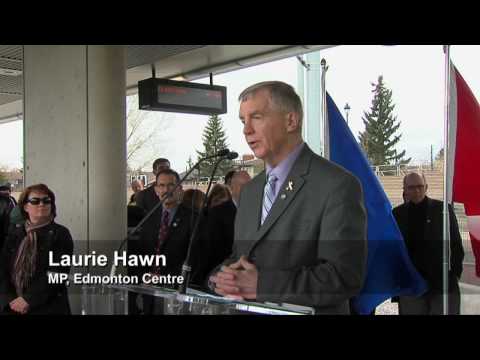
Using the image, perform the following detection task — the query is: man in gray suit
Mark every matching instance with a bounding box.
[209,81,367,314]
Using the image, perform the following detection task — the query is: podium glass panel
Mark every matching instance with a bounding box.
[80,283,315,315]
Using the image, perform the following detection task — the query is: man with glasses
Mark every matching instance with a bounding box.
[135,169,204,314]
[393,172,464,314]
[136,158,171,213]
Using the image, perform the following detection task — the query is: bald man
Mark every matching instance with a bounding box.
[129,179,144,205]
[393,172,464,314]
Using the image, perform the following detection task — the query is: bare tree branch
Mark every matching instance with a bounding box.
[126,94,173,171]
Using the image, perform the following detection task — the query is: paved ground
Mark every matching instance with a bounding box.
[374,300,399,315]
[461,263,480,286]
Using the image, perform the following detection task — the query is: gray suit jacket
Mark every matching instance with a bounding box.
[232,144,367,314]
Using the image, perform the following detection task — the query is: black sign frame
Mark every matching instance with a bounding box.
[138,78,227,115]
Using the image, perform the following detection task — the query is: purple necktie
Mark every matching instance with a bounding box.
[153,211,170,273]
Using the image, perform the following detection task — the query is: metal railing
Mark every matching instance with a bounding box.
[371,163,441,177]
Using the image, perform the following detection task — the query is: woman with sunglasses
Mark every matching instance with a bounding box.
[0,184,73,315]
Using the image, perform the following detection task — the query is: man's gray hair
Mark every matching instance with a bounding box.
[238,81,303,123]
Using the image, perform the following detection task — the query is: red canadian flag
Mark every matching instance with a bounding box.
[448,63,480,276]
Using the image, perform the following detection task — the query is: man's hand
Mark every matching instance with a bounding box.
[209,256,258,300]
[210,264,241,296]
[231,256,258,300]
[9,297,30,314]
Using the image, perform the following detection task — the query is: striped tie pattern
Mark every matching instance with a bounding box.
[261,173,278,225]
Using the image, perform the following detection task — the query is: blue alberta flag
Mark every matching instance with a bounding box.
[327,93,428,314]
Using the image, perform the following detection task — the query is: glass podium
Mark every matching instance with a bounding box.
[80,283,315,315]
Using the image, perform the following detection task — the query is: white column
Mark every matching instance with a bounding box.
[23,45,126,313]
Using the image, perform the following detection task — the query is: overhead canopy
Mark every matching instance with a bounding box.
[0,45,335,123]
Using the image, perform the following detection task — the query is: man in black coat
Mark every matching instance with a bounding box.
[393,172,464,314]
[203,171,251,277]
[134,169,204,314]
[135,158,170,213]
[0,184,16,251]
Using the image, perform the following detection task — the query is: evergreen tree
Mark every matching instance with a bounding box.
[196,115,233,177]
[0,165,8,184]
[185,155,199,179]
[186,156,194,171]
[358,76,410,165]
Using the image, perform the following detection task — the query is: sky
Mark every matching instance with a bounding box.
[1,45,479,172]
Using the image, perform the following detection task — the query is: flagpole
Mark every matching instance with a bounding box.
[443,45,452,315]
[321,58,329,159]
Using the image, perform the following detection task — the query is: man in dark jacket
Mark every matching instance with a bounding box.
[203,171,251,277]
[0,184,16,250]
[135,158,170,213]
[393,172,464,314]
[134,169,205,314]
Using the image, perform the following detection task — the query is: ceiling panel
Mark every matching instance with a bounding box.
[126,45,206,69]
[0,45,334,121]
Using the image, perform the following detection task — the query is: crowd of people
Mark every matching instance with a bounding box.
[0,80,465,315]
[124,161,252,314]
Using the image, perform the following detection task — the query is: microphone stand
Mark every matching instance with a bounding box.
[178,152,237,294]
[110,150,229,277]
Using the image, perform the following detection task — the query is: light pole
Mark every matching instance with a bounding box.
[344,103,351,125]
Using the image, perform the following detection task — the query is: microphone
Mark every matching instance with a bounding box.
[110,148,232,278]
[226,151,238,160]
[210,149,230,158]
[178,150,238,294]
[200,149,230,161]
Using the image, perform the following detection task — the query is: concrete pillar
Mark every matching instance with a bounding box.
[23,45,126,313]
